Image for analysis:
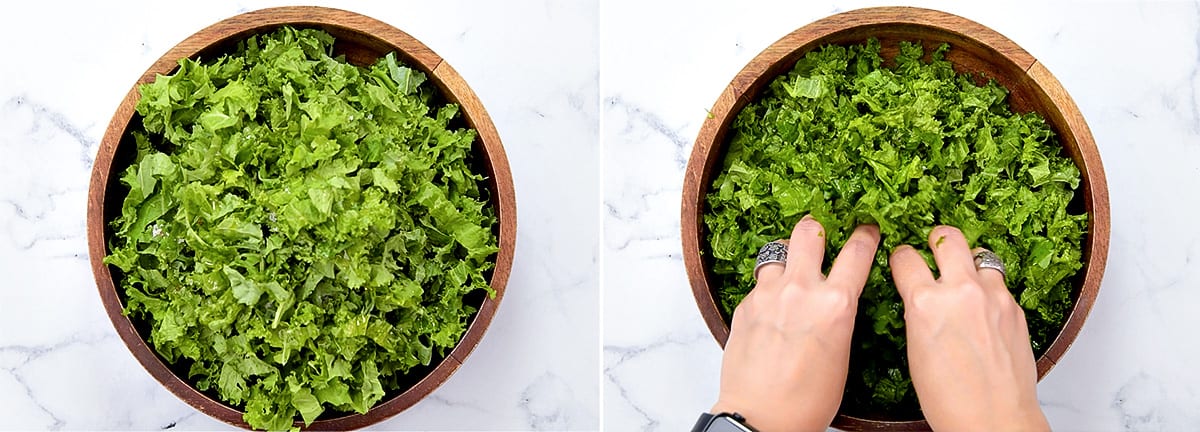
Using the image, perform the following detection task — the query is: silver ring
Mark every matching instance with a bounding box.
[754,241,788,280]
[974,249,1006,278]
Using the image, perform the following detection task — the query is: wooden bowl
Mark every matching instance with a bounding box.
[85,7,516,430]
[681,7,1108,431]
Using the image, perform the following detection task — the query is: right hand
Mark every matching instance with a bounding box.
[889,226,1050,431]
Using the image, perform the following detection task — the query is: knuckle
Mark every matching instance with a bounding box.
[733,294,757,317]
[821,285,853,304]
[905,286,938,312]
[814,288,858,320]
[992,290,1018,308]
[909,281,991,313]
[1013,305,1029,325]
[832,290,857,313]
[995,303,1021,329]
[780,280,805,293]
[779,283,858,319]
[1008,299,1027,320]
[957,283,989,306]
[777,282,811,304]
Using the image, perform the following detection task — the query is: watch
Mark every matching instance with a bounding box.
[691,412,757,432]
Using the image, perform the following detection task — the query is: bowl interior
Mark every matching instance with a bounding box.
[683,8,1106,429]
[89,7,514,430]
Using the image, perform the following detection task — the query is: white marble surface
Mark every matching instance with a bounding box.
[0,1,598,430]
[603,1,1200,431]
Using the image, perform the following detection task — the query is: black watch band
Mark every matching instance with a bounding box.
[691,412,757,432]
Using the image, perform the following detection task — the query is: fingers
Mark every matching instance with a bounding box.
[755,263,786,284]
[927,226,976,281]
[784,215,827,281]
[970,247,1006,290]
[754,239,789,285]
[828,225,881,293]
[889,245,935,300]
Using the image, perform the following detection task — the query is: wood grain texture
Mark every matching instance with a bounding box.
[1025,60,1108,376]
[681,7,1108,431]
[86,6,514,431]
[431,60,518,366]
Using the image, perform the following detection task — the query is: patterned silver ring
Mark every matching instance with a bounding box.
[754,241,788,280]
[973,249,1006,278]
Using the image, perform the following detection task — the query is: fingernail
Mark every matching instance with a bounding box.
[801,214,815,222]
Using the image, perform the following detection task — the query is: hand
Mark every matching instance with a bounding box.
[712,215,880,432]
[889,226,1050,431]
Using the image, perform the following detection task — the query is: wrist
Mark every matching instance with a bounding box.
[693,411,757,432]
[937,403,1048,432]
[709,400,759,430]
[710,400,740,416]
[1015,404,1050,432]
[710,399,828,432]
[994,397,1049,431]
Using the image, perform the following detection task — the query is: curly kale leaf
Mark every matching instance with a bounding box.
[105,27,497,431]
[705,39,1086,416]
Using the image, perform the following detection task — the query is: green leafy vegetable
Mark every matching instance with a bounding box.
[104,27,497,431]
[704,39,1086,416]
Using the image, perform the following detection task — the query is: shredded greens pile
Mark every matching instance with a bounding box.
[104,27,497,430]
[704,39,1087,416]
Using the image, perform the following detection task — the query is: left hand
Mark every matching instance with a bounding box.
[711,215,881,432]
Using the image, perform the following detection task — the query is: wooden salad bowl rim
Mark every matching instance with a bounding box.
[680,7,1109,430]
[85,6,516,430]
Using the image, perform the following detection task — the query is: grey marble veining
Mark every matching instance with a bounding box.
[0,0,598,430]
[6,0,1200,431]
[603,1,1200,431]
